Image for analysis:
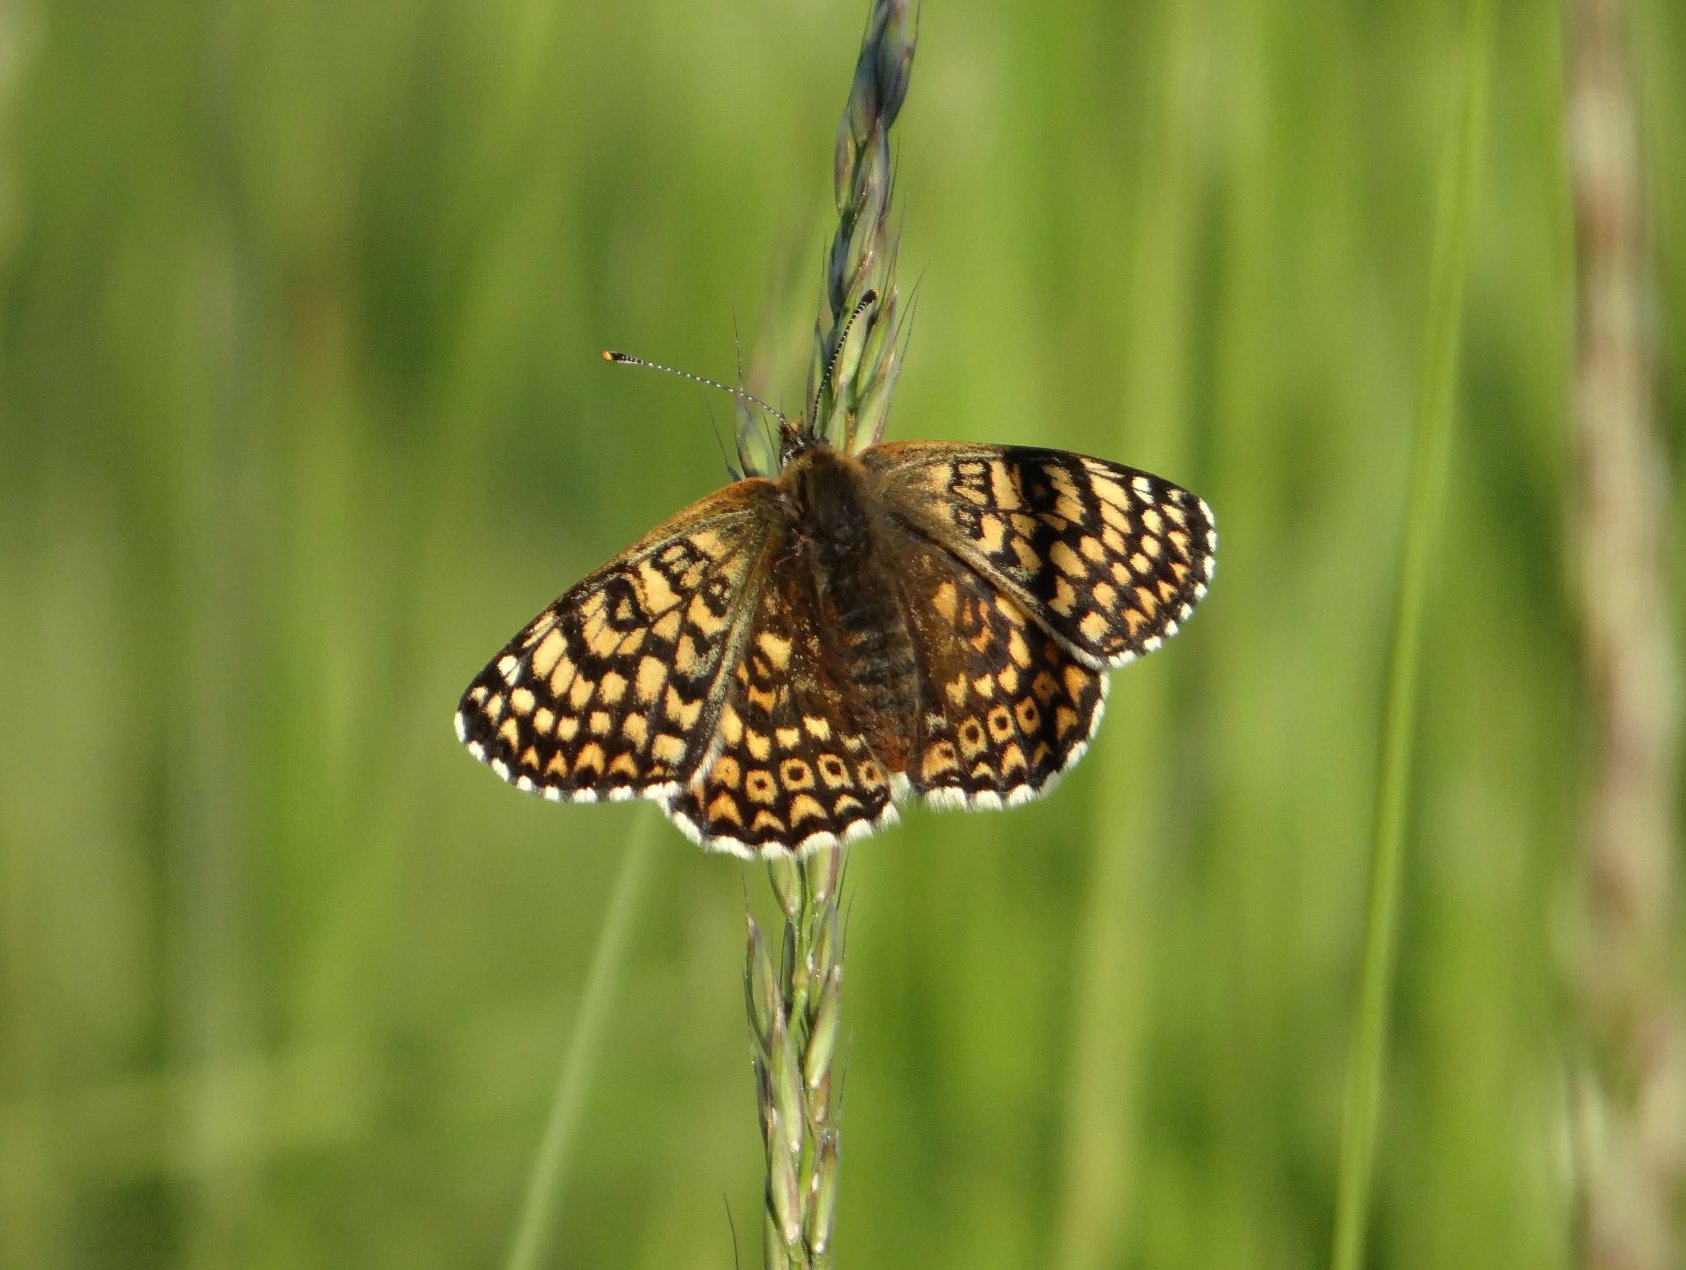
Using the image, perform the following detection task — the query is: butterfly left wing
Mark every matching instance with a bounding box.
[454,480,781,804]
[861,441,1215,669]
[665,559,899,856]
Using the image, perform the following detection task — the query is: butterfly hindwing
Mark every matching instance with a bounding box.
[887,529,1108,809]
[666,560,897,855]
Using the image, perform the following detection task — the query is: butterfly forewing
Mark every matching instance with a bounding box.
[454,482,780,803]
[862,442,1216,668]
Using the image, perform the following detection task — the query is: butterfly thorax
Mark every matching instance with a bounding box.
[781,441,919,768]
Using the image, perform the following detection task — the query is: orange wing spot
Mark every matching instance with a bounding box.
[1050,578,1078,617]
[497,653,522,682]
[1133,586,1159,617]
[756,630,793,669]
[651,734,686,765]
[997,665,1022,695]
[718,703,744,744]
[745,770,777,805]
[635,561,679,613]
[1006,630,1033,668]
[1031,671,1060,704]
[598,670,628,705]
[557,716,580,741]
[621,713,648,748]
[635,656,665,704]
[1080,534,1107,563]
[751,809,785,835]
[510,686,536,715]
[664,685,703,731]
[467,684,489,706]
[689,529,728,560]
[707,792,745,827]
[1011,536,1040,573]
[1170,561,1191,583]
[746,684,777,714]
[1000,743,1028,776]
[712,755,743,789]
[1064,665,1090,700]
[520,746,541,770]
[1015,698,1040,732]
[932,581,960,623]
[788,794,825,826]
[650,610,682,643]
[858,761,886,791]
[1157,579,1178,604]
[972,674,996,699]
[986,705,1014,741]
[1054,706,1080,738]
[533,706,556,735]
[946,675,969,708]
[1124,608,1149,636]
[1098,499,1129,532]
[546,752,569,778]
[498,717,520,748]
[1167,529,1191,559]
[775,726,801,750]
[833,793,864,816]
[1164,503,1189,529]
[609,753,639,779]
[976,514,1007,554]
[1054,493,1085,523]
[1141,507,1164,535]
[486,693,506,720]
[1078,612,1109,643]
[567,676,593,710]
[780,758,815,791]
[746,730,773,761]
[802,715,833,741]
[921,740,959,778]
[957,719,988,758]
[1092,581,1117,609]
[588,711,611,735]
[1049,541,1084,578]
[574,743,606,778]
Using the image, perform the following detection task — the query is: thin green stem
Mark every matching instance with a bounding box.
[1329,0,1492,1266]
[504,816,657,1270]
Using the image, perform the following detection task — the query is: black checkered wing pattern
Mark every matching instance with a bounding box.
[454,481,780,806]
[886,529,1109,810]
[665,561,898,855]
[862,441,1216,669]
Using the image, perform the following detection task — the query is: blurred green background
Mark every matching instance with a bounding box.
[2,0,1681,1266]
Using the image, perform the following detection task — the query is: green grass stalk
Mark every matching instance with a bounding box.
[503,816,657,1270]
[1328,1,1493,1266]
[743,4,916,1263]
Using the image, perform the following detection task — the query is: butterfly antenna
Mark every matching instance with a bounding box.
[602,349,786,423]
[809,288,880,421]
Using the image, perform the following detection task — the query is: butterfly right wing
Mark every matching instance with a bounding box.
[454,480,781,805]
[861,441,1215,669]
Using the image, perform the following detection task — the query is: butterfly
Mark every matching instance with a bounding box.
[454,386,1216,857]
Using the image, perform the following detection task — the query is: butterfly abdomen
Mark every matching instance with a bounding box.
[789,446,920,765]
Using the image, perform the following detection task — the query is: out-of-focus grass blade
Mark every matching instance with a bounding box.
[1329,0,1494,1266]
